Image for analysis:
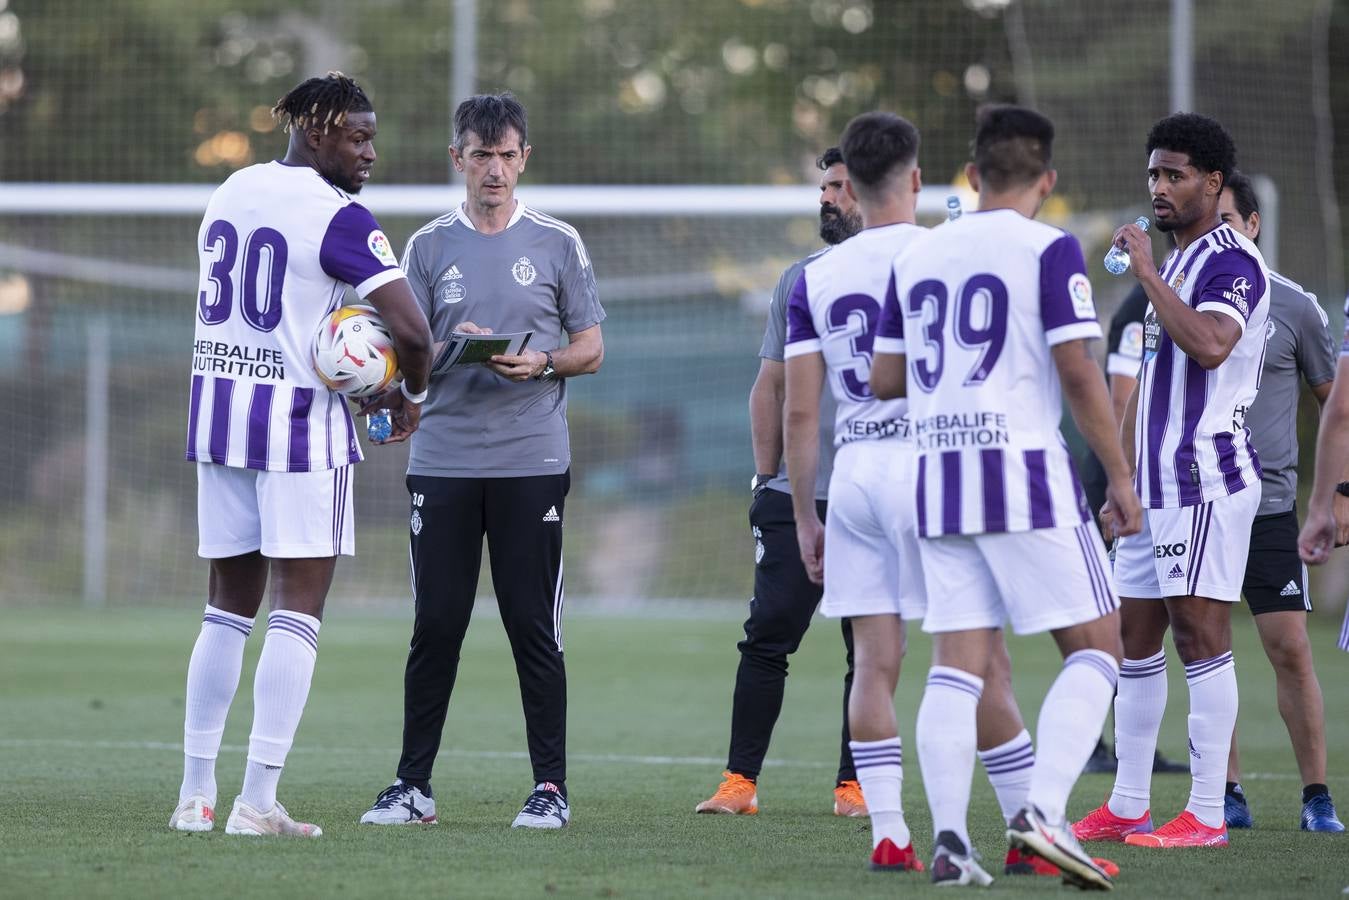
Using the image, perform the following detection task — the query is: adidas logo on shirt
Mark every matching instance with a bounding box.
[1166,564,1184,580]
[542,505,560,523]
[446,265,463,280]
[1279,580,1301,597]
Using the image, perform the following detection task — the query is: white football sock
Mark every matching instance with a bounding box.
[180,607,253,805]
[916,666,983,849]
[1183,652,1237,829]
[1108,649,1167,820]
[978,729,1034,824]
[850,737,908,849]
[1029,650,1119,825]
[240,610,320,812]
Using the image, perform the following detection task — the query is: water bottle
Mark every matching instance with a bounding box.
[367,408,392,443]
[946,195,962,221]
[1104,217,1150,275]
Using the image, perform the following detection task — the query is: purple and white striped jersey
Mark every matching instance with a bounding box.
[784,223,924,447]
[876,209,1101,537]
[1134,223,1269,508]
[185,162,406,472]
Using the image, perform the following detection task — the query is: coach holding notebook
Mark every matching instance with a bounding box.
[359,92,605,831]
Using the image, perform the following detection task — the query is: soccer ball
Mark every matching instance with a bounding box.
[311,305,400,398]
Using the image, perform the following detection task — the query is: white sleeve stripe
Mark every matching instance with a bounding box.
[353,267,406,298]
[873,336,906,354]
[401,210,460,263]
[782,340,822,359]
[522,210,591,268]
[1045,321,1102,346]
[1106,353,1140,377]
[1195,301,1247,331]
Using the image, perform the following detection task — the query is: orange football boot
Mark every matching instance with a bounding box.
[695,771,758,815]
[833,780,868,817]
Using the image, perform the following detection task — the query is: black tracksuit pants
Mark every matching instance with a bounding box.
[397,472,569,786]
[729,487,856,783]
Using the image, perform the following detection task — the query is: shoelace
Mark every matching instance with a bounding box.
[717,774,755,798]
[521,790,561,817]
[371,785,411,810]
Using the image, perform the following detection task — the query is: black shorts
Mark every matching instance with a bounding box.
[1242,508,1312,615]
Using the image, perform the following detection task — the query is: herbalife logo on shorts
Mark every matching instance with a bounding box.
[1166,564,1184,580]
[542,505,560,522]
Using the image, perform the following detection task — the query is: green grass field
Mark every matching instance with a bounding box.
[2,605,1346,898]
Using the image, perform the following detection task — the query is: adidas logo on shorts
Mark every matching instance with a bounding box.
[1279,580,1301,597]
[542,505,560,523]
[1167,564,1184,580]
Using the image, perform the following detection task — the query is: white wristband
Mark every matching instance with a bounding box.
[400,381,428,405]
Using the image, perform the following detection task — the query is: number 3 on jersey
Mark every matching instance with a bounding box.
[198,219,289,332]
[826,293,882,401]
[906,274,1008,392]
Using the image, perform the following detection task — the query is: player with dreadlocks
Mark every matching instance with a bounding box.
[169,71,431,837]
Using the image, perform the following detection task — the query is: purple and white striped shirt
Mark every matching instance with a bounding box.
[876,209,1101,537]
[185,162,406,472]
[1134,223,1269,508]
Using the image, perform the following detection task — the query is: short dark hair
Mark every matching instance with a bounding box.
[817,146,844,170]
[272,71,372,134]
[453,92,528,151]
[1145,112,1237,188]
[1224,168,1259,221]
[839,112,920,194]
[972,104,1054,191]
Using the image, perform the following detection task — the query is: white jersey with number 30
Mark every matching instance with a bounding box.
[185,161,406,473]
[877,209,1101,537]
[783,222,925,446]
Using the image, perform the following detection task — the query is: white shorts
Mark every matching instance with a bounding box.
[820,440,926,621]
[197,462,354,559]
[1112,487,1260,602]
[919,522,1116,635]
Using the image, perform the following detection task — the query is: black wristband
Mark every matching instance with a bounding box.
[1335,481,1349,498]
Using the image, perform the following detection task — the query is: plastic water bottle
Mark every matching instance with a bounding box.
[1104,217,1150,275]
[367,409,392,443]
[946,195,962,221]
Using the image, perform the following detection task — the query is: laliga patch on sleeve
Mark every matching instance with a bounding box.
[367,230,397,267]
[1068,272,1094,318]
[1120,321,1144,360]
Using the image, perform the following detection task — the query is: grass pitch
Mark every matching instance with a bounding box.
[2,605,1346,898]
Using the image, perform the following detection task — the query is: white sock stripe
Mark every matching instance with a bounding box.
[1066,649,1120,686]
[979,741,1034,773]
[202,611,252,637]
[853,755,903,770]
[925,669,984,700]
[1184,651,1233,681]
[851,745,903,762]
[267,616,319,652]
[1120,653,1167,679]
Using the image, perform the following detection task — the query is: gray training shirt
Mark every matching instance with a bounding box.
[1244,272,1334,515]
[402,202,606,478]
[760,248,835,501]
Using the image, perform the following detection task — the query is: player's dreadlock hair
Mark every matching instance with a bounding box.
[272,71,373,135]
[1146,112,1237,190]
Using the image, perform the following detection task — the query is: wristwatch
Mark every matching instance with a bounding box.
[1335,481,1349,498]
[534,350,557,382]
[751,473,775,495]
